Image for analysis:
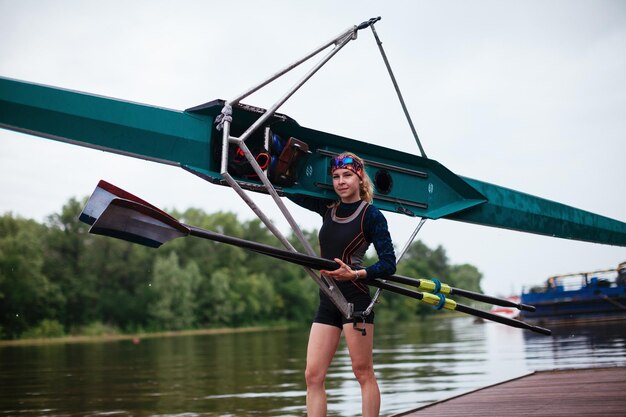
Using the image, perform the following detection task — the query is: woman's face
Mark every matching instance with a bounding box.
[332,168,361,203]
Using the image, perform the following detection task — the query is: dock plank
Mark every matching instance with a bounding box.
[392,367,626,417]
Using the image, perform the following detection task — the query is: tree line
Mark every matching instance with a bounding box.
[0,198,482,340]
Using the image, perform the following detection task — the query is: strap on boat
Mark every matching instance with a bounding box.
[228,146,270,179]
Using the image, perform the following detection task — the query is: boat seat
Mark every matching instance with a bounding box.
[268,133,310,186]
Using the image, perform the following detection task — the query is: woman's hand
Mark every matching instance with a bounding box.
[320,258,359,281]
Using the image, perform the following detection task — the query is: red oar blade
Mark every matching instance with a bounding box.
[80,179,176,226]
[90,198,189,248]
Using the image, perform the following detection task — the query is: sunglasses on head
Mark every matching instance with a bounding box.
[330,156,363,176]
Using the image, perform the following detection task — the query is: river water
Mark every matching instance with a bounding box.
[1,317,625,416]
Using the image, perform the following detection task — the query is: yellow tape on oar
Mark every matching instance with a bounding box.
[421,292,457,311]
[418,278,452,295]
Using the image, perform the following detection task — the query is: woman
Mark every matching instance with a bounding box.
[290,152,396,417]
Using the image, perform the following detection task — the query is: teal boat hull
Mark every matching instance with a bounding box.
[1,76,625,246]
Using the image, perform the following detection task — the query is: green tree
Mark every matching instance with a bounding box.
[0,196,484,339]
[200,267,236,325]
[0,214,60,338]
[448,263,483,294]
[267,261,318,323]
[84,234,155,331]
[43,198,99,327]
[149,252,201,330]
[197,265,278,326]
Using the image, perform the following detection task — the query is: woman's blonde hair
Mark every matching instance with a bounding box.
[332,152,374,204]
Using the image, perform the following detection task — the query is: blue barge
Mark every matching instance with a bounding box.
[520,262,626,323]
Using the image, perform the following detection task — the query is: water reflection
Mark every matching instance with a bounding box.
[1,317,625,416]
[523,321,626,370]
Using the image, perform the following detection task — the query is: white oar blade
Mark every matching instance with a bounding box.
[80,180,176,225]
[89,198,189,248]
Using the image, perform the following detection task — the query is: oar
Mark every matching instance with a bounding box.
[383,275,536,312]
[369,280,552,336]
[81,183,550,335]
[86,195,342,268]
[183,226,541,325]
[85,187,534,312]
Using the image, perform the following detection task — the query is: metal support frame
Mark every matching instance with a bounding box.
[214,17,429,320]
[216,21,381,319]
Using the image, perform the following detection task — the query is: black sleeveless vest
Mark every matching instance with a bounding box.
[319,201,371,293]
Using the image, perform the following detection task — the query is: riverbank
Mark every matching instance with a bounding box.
[0,325,291,347]
[1,310,472,348]
[1,312,466,347]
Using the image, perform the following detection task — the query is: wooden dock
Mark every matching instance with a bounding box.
[391,366,626,417]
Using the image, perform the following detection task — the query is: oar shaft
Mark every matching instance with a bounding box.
[450,287,536,312]
[454,304,551,336]
[250,248,330,271]
[369,279,424,301]
[187,225,337,270]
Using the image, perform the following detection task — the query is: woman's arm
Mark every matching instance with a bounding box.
[363,206,396,280]
[286,194,332,217]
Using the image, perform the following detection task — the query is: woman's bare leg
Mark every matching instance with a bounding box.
[343,323,379,417]
[305,323,342,417]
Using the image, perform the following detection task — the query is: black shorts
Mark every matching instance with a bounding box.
[314,282,375,329]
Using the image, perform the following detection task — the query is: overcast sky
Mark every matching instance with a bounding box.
[1,0,625,296]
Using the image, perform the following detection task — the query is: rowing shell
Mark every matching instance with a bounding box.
[1,76,625,246]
